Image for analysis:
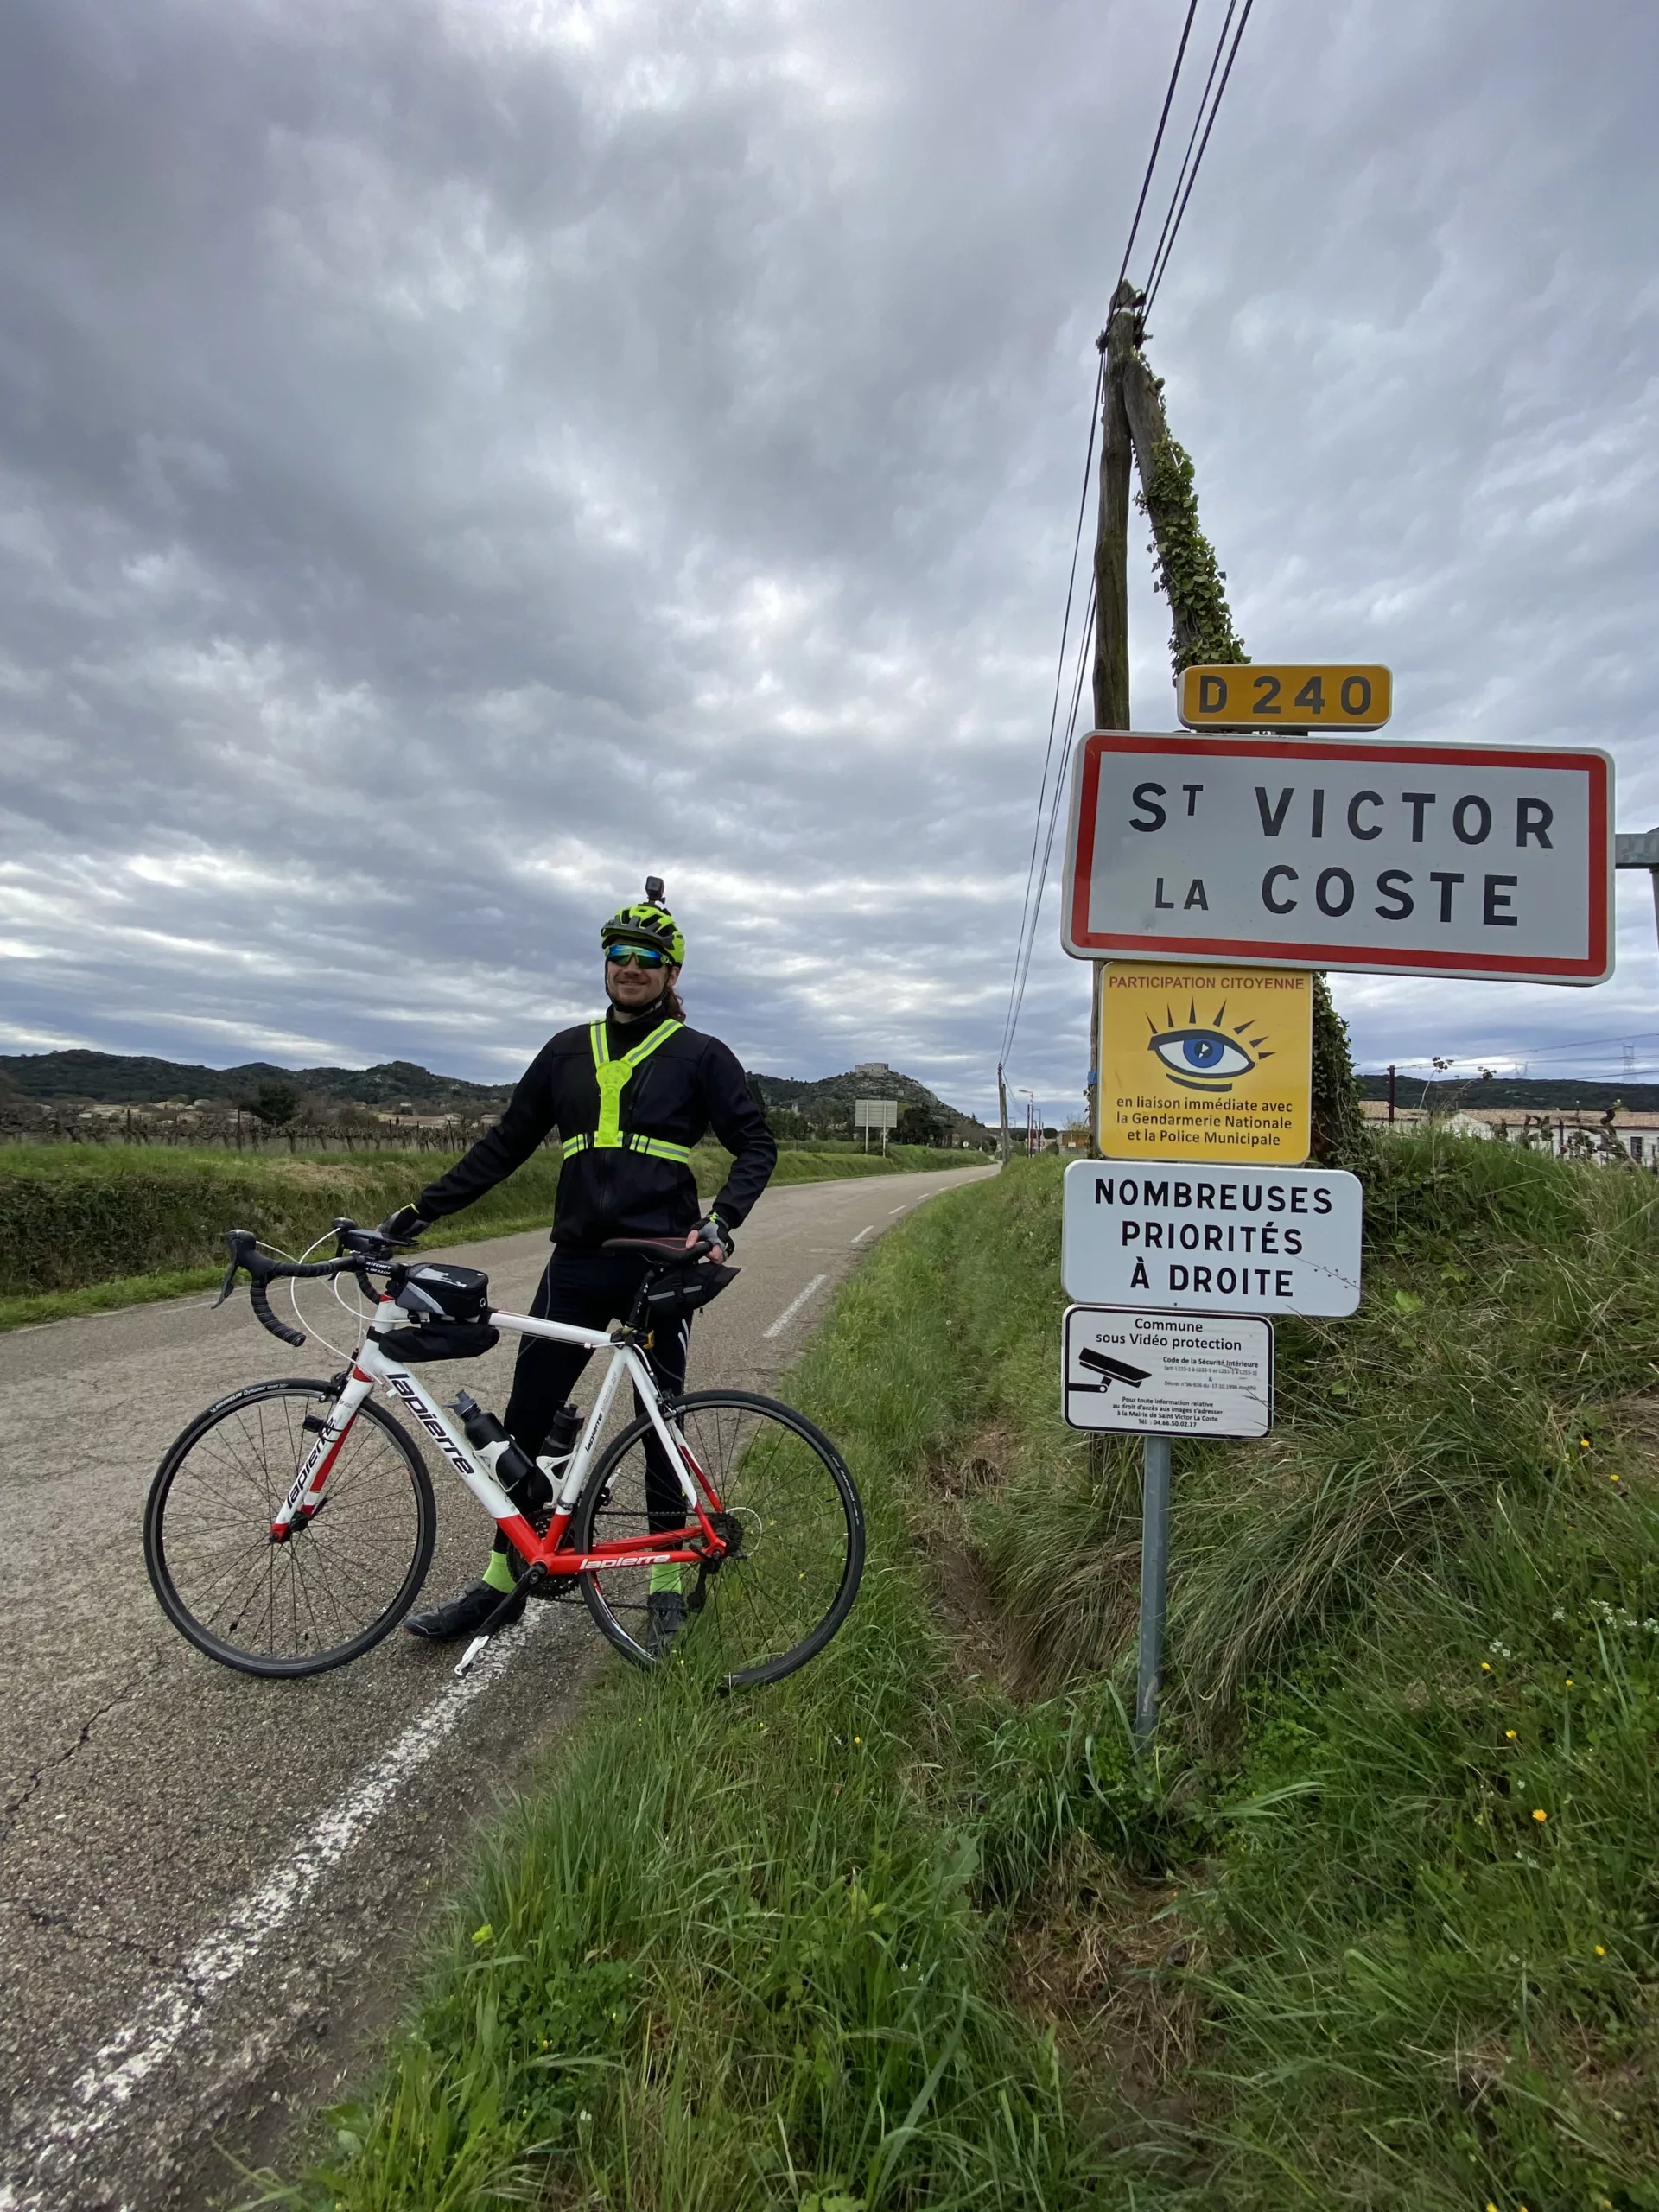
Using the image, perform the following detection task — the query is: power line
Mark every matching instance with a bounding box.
[1114,1,1200,296]
[1002,580,1096,1061]
[1001,6,1205,1071]
[1139,0,1237,302]
[998,357,1103,1069]
[1144,0,1256,312]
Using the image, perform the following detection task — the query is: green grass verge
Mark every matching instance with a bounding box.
[930,1146,1659,2205]
[0,1142,950,1324]
[260,1176,1129,2210]
[264,1138,1659,2211]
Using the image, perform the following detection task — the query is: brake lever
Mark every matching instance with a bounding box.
[213,1228,259,1309]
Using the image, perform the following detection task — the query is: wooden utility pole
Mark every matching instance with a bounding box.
[1094,285,1361,1163]
[1084,279,1139,1157]
[996,1062,1011,1163]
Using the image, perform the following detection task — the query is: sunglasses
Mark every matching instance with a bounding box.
[605,944,668,968]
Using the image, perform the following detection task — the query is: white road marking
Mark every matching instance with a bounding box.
[761,1274,829,1339]
[850,1224,877,1244]
[0,1618,547,2212]
[888,1204,907,1213]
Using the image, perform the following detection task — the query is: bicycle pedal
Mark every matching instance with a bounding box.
[454,1632,491,1680]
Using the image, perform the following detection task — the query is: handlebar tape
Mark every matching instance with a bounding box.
[220,1228,353,1348]
[250,1277,308,1348]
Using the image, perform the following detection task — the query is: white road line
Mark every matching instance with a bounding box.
[761,1274,829,1339]
[850,1225,877,1244]
[888,1204,907,1213]
[1,1617,547,2212]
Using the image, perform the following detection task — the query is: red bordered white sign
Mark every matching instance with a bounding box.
[1063,732,1613,984]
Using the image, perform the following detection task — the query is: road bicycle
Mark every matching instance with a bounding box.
[143,1223,865,1688]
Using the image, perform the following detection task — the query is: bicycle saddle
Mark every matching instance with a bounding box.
[601,1236,704,1265]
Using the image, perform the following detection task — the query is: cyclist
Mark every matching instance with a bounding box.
[377,881,777,1649]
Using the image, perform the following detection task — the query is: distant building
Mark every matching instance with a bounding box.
[852,1061,891,1078]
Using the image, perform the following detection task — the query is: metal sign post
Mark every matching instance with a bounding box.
[1135,1436,1173,1747]
[1061,1305,1274,1745]
[854,1096,899,1154]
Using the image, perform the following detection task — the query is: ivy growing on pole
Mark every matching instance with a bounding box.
[1108,296,1363,1164]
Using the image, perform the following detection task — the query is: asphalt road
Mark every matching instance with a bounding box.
[0,1164,993,2212]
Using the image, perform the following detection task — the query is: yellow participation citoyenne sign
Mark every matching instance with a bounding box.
[1098,963,1313,1164]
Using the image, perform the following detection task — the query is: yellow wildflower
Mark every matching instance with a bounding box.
[1595,1944,1606,1957]
[1532,1808,1548,1823]
[1504,1729,1516,1740]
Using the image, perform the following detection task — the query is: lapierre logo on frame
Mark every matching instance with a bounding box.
[1060,1159,1363,1316]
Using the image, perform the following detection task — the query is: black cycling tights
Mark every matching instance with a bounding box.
[489,1247,690,1558]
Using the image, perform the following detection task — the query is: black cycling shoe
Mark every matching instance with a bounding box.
[404,1579,525,1642]
[645,1589,688,1658]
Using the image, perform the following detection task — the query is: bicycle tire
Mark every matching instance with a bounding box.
[144,1377,437,1679]
[572,1389,865,1688]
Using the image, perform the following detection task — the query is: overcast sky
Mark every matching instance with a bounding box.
[2,0,1656,1120]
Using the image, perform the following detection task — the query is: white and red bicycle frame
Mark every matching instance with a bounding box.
[267,1288,727,1639]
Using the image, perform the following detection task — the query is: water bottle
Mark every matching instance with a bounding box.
[451,1391,550,1513]
[535,1402,583,1502]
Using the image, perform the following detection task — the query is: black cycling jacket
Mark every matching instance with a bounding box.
[415,1004,777,1251]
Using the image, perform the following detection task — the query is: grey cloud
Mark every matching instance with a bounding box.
[2,0,1657,1121]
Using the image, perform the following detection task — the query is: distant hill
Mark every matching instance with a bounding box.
[1357,1074,1659,1113]
[0,1046,990,1133]
[0,1049,508,1109]
[745,1065,992,1137]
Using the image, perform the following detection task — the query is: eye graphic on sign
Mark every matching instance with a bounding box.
[1147,1001,1272,1093]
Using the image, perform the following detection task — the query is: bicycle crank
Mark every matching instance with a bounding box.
[454,1562,548,1679]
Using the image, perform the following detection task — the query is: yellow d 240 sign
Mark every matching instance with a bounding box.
[1179,664,1391,730]
[1099,963,1313,1165]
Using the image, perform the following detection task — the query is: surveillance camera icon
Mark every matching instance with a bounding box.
[1072,1347,1153,1393]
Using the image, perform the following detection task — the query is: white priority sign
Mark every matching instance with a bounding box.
[1063,1306,1274,1437]
[1062,731,1612,984]
[1062,1158,1363,1316]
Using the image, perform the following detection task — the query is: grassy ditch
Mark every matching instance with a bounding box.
[265,1140,1658,2210]
[0,1142,947,1327]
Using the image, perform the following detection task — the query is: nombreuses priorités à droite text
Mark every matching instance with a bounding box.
[1093,1170,1335,1297]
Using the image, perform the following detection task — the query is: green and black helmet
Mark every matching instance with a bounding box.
[601,876,685,966]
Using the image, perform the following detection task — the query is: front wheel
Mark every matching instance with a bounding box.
[572,1390,865,1688]
[144,1378,437,1677]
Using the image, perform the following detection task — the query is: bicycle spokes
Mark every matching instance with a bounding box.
[575,1391,864,1688]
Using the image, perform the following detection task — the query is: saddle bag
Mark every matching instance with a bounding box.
[643,1262,738,1331]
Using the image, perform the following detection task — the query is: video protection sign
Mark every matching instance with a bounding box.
[1063,733,1612,983]
[1061,1159,1363,1316]
[1063,1305,1274,1437]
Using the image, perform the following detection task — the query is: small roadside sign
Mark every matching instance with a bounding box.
[1179,664,1391,731]
[1061,1158,1363,1315]
[1063,1306,1273,1437]
[1099,962,1312,1164]
[1063,731,1613,984]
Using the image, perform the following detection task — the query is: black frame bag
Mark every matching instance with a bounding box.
[372,1262,500,1361]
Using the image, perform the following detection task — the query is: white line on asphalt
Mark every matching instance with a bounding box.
[850,1225,877,1244]
[761,1274,829,1339]
[888,1204,907,1213]
[0,1617,548,2212]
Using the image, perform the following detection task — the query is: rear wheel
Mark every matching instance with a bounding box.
[144,1379,436,1678]
[572,1389,864,1688]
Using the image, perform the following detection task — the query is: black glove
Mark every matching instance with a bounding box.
[376,1205,430,1244]
[695,1214,732,1259]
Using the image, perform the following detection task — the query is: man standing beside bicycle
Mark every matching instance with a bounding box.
[376,880,776,1651]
